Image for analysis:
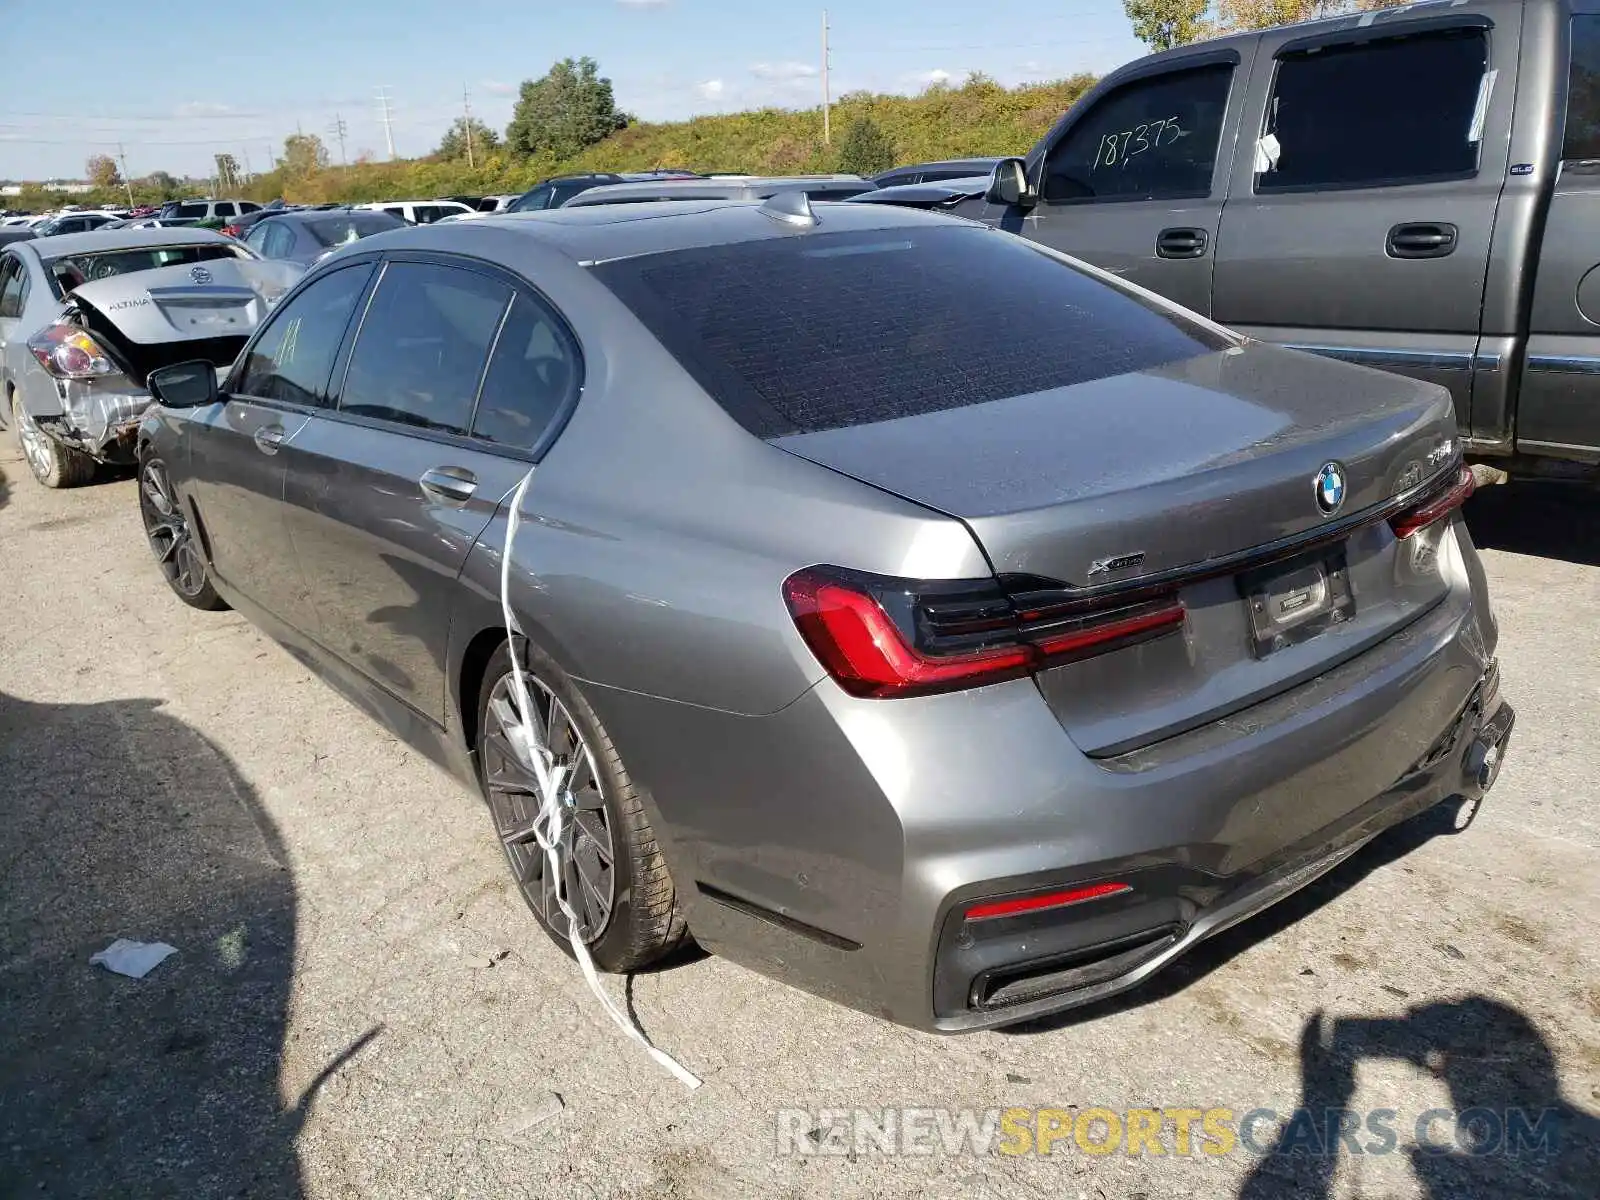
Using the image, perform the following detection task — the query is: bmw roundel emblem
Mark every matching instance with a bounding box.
[190,265,213,285]
[1315,461,1347,515]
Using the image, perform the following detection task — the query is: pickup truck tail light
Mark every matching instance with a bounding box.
[783,566,1185,699]
[1390,465,1476,539]
[27,324,120,379]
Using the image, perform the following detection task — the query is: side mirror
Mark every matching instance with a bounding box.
[148,360,219,409]
[985,157,1035,208]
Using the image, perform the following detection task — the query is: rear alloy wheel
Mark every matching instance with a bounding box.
[475,640,686,971]
[11,389,95,488]
[139,456,226,610]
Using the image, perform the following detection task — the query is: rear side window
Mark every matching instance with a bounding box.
[1565,16,1600,159]
[0,257,25,318]
[1042,64,1234,202]
[1258,28,1489,191]
[590,226,1228,438]
[176,203,210,218]
[471,293,581,452]
[338,262,510,435]
[237,264,374,406]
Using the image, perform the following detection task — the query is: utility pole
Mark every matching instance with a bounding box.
[821,9,832,145]
[242,145,253,181]
[116,141,135,206]
[329,113,348,166]
[462,85,475,169]
[376,88,397,161]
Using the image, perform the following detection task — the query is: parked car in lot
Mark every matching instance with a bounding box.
[133,199,1510,1032]
[871,0,1600,478]
[560,175,877,208]
[0,229,301,487]
[871,157,1003,188]
[158,199,262,224]
[242,208,406,265]
[32,211,124,236]
[354,199,474,225]
[502,171,701,213]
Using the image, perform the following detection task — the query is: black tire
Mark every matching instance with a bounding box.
[138,454,227,611]
[474,638,687,972]
[11,388,95,488]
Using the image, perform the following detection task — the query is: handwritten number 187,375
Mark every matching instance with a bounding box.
[1095,117,1182,170]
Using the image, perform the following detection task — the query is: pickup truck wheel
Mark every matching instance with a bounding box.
[138,455,226,611]
[10,389,95,489]
[474,639,688,972]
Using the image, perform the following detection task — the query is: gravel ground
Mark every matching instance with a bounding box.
[0,441,1596,1200]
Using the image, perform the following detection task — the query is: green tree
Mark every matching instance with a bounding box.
[142,170,181,199]
[435,116,501,162]
[85,153,122,189]
[505,57,628,160]
[282,133,329,177]
[1123,0,1209,50]
[1213,0,1402,31]
[836,116,896,176]
[214,153,242,191]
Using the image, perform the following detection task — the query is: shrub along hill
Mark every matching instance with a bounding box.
[246,74,1097,207]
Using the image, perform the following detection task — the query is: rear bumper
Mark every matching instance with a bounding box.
[35,380,150,461]
[585,525,1502,1032]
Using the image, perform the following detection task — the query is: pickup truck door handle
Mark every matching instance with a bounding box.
[419,466,478,507]
[1387,222,1458,259]
[1156,227,1209,259]
[252,425,286,455]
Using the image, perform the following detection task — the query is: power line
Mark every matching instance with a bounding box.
[376,87,397,161]
[329,113,349,166]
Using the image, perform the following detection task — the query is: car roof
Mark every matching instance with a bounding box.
[563,176,871,206]
[21,227,236,257]
[347,197,972,266]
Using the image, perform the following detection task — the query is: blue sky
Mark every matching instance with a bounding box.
[0,0,1145,182]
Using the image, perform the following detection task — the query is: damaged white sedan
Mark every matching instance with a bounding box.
[0,229,303,487]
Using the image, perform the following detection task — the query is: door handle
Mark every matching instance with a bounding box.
[419,466,478,507]
[253,425,286,455]
[1387,222,1458,259]
[1156,227,1208,259]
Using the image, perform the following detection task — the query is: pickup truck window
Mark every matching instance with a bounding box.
[1258,27,1488,192]
[1041,64,1233,203]
[1565,16,1600,160]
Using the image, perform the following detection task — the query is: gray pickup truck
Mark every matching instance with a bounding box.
[879,0,1600,477]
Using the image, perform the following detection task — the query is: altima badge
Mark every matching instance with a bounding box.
[1315,461,1347,516]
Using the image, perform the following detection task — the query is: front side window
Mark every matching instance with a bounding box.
[471,293,581,451]
[508,187,553,213]
[244,224,272,254]
[1042,64,1234,203]
[1565,16,1600,160]
[214,203,236,218]
[1258,27,1489,191]
[236,264,374,406]
[338,262,510,436]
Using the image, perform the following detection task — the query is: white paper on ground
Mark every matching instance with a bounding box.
[90,939,178,979]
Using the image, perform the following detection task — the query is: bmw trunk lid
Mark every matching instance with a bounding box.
[774,343,1465,755]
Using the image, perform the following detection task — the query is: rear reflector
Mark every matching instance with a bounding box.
[1389,465,1475,539]
[783,567,1186,699]
[965,881,1132,921]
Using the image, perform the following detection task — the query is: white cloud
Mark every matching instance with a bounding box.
[695,79,725,101]
[617,0,669,7]
[480,80,517,97]
[749,61,819,82]
[917,69,955,87]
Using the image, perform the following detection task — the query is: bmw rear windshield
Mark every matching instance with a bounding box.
[588,225,1233,438]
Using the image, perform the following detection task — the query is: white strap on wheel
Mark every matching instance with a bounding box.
[498,466,702,1091]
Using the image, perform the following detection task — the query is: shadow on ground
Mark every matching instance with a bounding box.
[1238,996,1600,1198]
[0,690,308,1197]
[1465,480,1600,567]
[0,460,10,513]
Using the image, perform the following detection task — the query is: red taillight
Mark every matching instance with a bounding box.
[27,324,118,379]
[221,224,241,238]
[1389,465,1475,539]
[783,567,1186,699]
[965,881,1132,921]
